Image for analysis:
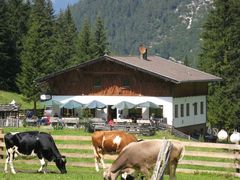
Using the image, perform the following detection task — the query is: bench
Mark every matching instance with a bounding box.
[50,117,79,128]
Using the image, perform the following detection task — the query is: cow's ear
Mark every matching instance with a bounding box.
[62,156,66,163]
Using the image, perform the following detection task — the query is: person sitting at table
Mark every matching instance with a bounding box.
[108,119,114,130]
[53,112,59,117]
[150,113,155,126]
[108,119,114,125]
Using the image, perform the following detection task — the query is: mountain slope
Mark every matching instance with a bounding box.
[71,0,213,66]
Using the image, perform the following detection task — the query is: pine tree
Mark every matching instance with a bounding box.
[17,0,55,111]
[4,0,31,92]
[198,0,240,130]
[53,6,77,70]
[74,18,94,63]
[0,0,12,90]
[93,16,109,57]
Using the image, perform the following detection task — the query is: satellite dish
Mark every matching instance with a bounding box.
[230,131,240,143]
[217,129,228,141]
[40,94,52,101]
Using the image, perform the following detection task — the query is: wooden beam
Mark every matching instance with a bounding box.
[185,150,236,159]
[83,72,132,75]
[179,160,236,168]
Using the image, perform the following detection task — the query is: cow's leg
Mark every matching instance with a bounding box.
[110,170,121,180]
[93,147,102,171]
[169,161,177,180]
[4,152,9,173]
[100,154,106,170]
[140,167,150,180]
[38,158,47,173]
[94,156,100,172]
[37,154,47,174]
[7,148,16,174]
[121,168,136,180]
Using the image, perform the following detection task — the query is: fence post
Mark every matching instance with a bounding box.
[0,128,4,159]
[234,142,240,173]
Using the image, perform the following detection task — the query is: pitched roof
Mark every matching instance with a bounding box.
[37,55,221,84]
[0,104,19,112]
[107,55,222,83]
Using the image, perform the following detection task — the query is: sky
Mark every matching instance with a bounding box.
[51,0,79,13]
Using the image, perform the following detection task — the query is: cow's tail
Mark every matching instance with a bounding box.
[178,144,185,162]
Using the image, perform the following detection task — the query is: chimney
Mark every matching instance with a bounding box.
[139,44,148,60]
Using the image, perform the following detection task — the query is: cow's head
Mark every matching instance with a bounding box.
[103,168,120,180]
[54,156,67,174]
[103,168,111,180]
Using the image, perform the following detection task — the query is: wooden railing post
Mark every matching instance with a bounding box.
[234,142,240,173]
[0,128,4,159]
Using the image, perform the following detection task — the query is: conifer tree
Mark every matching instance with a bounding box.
[53,6,77,70]
[198,0,240,130]
[17,0,55,111]
[93,16,108,57]
[4,0,31,92]
[0,0,13,90]
[74,18,94,63]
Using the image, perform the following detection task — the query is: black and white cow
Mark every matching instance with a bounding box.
[4,131,67,174]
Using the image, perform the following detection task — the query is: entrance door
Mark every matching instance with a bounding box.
[107,105,116,121]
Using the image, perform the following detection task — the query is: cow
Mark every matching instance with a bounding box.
[104,139,184,180]
[91,130,138,172]
[4,131,67,174]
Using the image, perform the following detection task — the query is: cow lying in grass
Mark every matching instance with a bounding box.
[104,140,184,180]
[91,130,138,172]
[4,131,67,174]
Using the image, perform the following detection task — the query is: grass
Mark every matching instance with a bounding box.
[2,127,91,136]
[1,127,239,180]
[0,90,43,109]
[1,165,238,180]
[0,163,239,180]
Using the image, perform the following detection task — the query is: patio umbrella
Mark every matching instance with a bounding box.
[43,99,62,107]
[136,101,159,109]
[42,99,62,116]
[84,100,106,109]
[111,101,135,110]
[61,100,83,109]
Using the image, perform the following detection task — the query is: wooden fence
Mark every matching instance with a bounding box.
[0,130,239,177]
[0,118,19,127]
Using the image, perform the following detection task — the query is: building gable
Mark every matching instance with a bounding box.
[37,55,221,97]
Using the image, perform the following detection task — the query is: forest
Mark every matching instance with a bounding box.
[71,0,213,66]
[0,0,240,131]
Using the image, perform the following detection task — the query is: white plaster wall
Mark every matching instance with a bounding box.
[172,96,207,128]
[51,95,173,124]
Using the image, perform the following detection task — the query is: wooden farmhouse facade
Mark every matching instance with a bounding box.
[37,55,221,134]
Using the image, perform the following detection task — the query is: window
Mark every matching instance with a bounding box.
[193,102,198,115]
[186,103,190,116]
[175,105,178,118]
[200,101,204,114]
[94,78,101,88]
[180,104,184,117]
[122,79,130,87]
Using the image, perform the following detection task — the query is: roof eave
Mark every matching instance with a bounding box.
[179,78,222,83]
[36,56,105,83]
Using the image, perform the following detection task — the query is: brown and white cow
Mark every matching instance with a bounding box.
[104,139,184,180]
[91,130,138,172]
